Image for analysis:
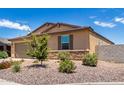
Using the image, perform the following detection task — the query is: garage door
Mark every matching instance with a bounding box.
[15,43,30,58]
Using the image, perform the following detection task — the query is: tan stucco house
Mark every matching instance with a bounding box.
[9,22,114,60]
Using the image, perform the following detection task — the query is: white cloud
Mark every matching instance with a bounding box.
[114,17,124,24]
[0,19,31,31]
[89,16,97,19]
[94,21,116,28]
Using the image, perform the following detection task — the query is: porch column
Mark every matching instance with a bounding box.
[11,42,15,58]
[3,45,6,51]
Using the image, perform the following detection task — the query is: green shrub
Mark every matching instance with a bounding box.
[58,52,70,61]
[83,53,97,67]
[59,60,76,73]
[0,51,8,59]
[0,61,11,69]
[12,62,21,73]
[11,60,22,65]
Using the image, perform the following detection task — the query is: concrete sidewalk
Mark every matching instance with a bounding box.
[69,82,124,85]
[0,79,21,85]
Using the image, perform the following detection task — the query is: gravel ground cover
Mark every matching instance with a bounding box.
[0,60,124,85]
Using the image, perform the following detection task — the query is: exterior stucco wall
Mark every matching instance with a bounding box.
[48,29,89,50]
[10,25,114,58]
[89,31,112,53]
[11,29,90,58]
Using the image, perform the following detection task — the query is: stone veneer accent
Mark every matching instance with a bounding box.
[48,50,89,60]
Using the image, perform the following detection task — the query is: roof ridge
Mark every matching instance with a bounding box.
[41,23,57,33]
[27,22,56,36]
[57,22,82,28]
[46,27,89,34]
[28,22,83,36]
[41,23,85,34]
[45,22,56,24]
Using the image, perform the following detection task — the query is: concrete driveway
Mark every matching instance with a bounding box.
[0,79,21,85]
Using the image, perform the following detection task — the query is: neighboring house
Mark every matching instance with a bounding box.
[0,38,11,56]
[9,22,114,60]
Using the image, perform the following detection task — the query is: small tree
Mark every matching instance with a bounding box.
[27,34,49,65]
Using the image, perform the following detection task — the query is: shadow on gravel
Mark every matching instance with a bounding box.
[27,64,48,68]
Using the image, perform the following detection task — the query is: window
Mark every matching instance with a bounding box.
[58,35,73,50]
[61,35,70,49]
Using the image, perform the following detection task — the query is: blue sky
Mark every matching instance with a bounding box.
[0,8,123,44]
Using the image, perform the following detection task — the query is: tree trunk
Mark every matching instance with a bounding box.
[40,60,43,66]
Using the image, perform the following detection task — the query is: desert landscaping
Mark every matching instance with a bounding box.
[0,59,124,85]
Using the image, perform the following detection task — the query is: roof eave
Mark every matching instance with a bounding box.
[88,27,114,44]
